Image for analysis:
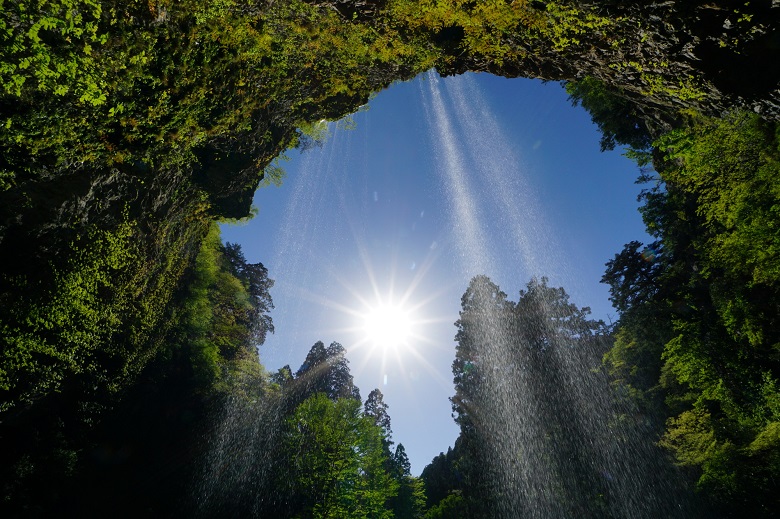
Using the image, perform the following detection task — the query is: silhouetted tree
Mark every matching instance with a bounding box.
[365,388,394,452]
[450,276,619,517]
[296,341,360,401]
[393,444,411,476]
[420,445,462,510]
[221,242,275,346]
[389,444,426,519]
[450,275,514,518]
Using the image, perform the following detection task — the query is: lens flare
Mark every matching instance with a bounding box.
[362,303,412,351]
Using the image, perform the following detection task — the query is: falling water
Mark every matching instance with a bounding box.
[198,72,701,517]
[195,382,292,516]
[260,123,362,353]
[270,123,343,285]
[421,71,699,518]
[445,74,565,280]
[194,127,358,516]
[421,70,497,277]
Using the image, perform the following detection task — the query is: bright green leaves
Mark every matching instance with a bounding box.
[660,408,719,467]
[387,0,615,69]
[387,0,541,66]
[658,112,780,342]
[604,111,780,512]
[0,219,137,409]
[177,223,272,393]
[423,493,467,518]
[0,195,206,413]
[0,0,107,103]
[285,394,398,519]
[539,1,613,51]
[749,421,780,455]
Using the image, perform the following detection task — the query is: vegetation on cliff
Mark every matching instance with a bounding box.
[599,110,780,516]
[1,0,780,516]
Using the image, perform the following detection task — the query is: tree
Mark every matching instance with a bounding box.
[221,242,275,347]
[420,445,462,511]
[389,444,427,519]
[0,224,276,517]
[393,477,426,519]
[363,390,425,517]
[271,364,294,387]
[509,278,613,517]
[423,493,467,519]
[365,388,394,454]
[284,394,398,518]
[450,275,513,518]
[365,389,392,436]
[296,341,361,401]
[565,77,655,152]
[603,112,780,516]
[601,238,679,421]
[451,275,512,434]
[450,275,695,518]
[392,444,411,477]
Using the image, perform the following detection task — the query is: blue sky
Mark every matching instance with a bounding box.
[220,72,650,475]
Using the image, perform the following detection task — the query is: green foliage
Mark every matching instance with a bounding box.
[658,112,780,289]
[1,218,141,408]
[285,393,398,519]
[0,0,108,103]
[0,215,274,514]
[604,111,780,515]
[539,1,613,51]
[387,0,613,68]
[423,493,467,519]
[420,445,462,511]
[261,156,289,188]
[602,322,668,414]
[566,77,653,152]
[659,409,719,467]
[393,473,426,519]
[175,223,273,394]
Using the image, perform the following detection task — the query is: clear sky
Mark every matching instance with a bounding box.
[220,71,651,475]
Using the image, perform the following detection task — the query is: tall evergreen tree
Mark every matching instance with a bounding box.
[507,278,611,517]
[221,242,275,347]
[295,341,360,401]
[449,275,692,518]
[420,444,462,510]
[365,388,394,453]
[388,443,426,519]
[392,444,412,477]
[450,275,513,518]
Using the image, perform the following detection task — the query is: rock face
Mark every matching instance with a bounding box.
[1,0,779,407]
[1,0,778,317]
[2,1,779,232]
[1,2,779,515]
[1,2,779,395]
[437,1,780,124]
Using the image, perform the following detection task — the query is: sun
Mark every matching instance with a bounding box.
[361,303,413,351]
